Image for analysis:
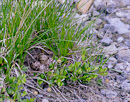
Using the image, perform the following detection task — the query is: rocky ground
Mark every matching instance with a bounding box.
[25,0,130,102]
[44,0,130,102]
[1,0,130,102]
[77,0,130,102]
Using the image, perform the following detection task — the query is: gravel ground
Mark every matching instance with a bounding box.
[4,0,129,102]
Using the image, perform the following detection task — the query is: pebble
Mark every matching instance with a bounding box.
[107,57,117,68]
[101,37,112,46]
[101,89,117,99]
[74,13,89,24]
[104,43,118,55]
[116,10,130,20]
[118,0,130,7]
[126,63,130,72]
[117,49,130,62]
[92,10,100,16]
[114,63,127,71]
[103,24,115,33]
[124,40,130,47]
[95,18,103,25]
[94,0,103,8]
[106,17,130,34]
[42,99,49,102]
[121,80,130,91]
[117,36,124,43]
[106,5,116,14]
[70,99,86,102]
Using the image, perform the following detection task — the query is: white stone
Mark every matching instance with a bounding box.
[94,0,103,7]
[101,37,112,46]
[101,89,117,99]
[74,13,89,24]
[116,10,130,20]
[121,80,130,91]
[42,99,49,102]
[117,49,130,62]
[115,63,127,70]
[107,17,130,34]
[58,0,65,4]
[117,36,124,43]
[126,63,130,72]
[104,43,118,55]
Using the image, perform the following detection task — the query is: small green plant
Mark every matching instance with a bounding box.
[38,51,108,87]
[0,0,108,101]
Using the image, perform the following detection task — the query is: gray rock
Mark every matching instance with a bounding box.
[95,18,103,25]
[117,49,130,62]
[97,29,104,39]
[125,39,130,47]
[117,36,124,43]
[74,13,89,24]
[106,5,116,14]
[114,63,127,71]
[106,18,130,34]
[101,89,117,99]
[107,57,117,68]
[118,0,130,7]
[103,24,115,33]
[42,99,49,102]
[121,80,130,91]
[94,0,104,8]
[101,37,112,46]
[126,63,130,72]
[93,10,100,16]
[70,99,86,102]
[104,43,118,55]
[116,10,130,20]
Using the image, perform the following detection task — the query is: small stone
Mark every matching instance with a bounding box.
[96,29,104,39]
[106,5,115,14]
[42,99,49,102]
[121,80,130,91]
[107,57,117,68]
[117,36,124,43]
[74,13,89,24]
[106,17,130,34]
[108,63,113,68]
[95,18,103,25]
[104,43,118,55]
[94,0,103,8]
[125,39,130,47]
[93,10,100,16]
[114,63,127,71]
[117,49,130,62]
[116,10,130,19]
[101,89,117,99]
[103,24,115,33]
[101,37,112,46]
[70,99,86,102]
[126,63,130,72]
[118,0,130,7]
[58,0,65,4]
